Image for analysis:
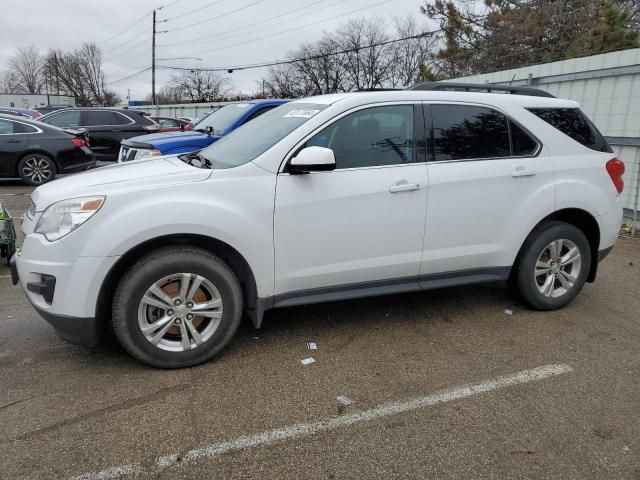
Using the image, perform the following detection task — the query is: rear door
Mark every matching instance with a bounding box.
[421,102,555,278]
[82,110,130,161]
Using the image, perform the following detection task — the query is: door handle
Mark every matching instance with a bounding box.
[512,167,536,177]
[389,181,421,193]
[6,139,21,144]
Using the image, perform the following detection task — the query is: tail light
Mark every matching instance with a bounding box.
[143,125,160,132]
[606,157,625,194]
[71,137,88,148]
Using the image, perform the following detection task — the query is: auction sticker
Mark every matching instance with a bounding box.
[284,109,320,118]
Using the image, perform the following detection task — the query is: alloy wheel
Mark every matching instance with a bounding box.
[22,157,53,184]
[534,239,582,298]
[137,273,223,352]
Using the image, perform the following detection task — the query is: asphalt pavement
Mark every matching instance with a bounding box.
[1,182,639,480]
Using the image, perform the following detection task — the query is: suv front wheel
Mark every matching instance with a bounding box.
[512,221,591,310]
[112,247,243,368]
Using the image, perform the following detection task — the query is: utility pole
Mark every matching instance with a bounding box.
[152,9,157,105]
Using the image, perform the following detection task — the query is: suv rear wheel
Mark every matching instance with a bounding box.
[112,247,243,368]
[512,221,591,310]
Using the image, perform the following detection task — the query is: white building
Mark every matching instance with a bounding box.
[0,93,75,109]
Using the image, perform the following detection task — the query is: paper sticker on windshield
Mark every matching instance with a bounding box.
[284,109,320,118]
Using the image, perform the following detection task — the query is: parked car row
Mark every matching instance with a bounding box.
[0,102,290,184]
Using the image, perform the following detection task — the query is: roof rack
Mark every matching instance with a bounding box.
[356,88,403,92]
[407,82,556,98]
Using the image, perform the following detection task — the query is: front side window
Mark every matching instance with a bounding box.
[43,110,81,127]
[432,105,510,161]
[307,105,415,169]
[0,119,15,134]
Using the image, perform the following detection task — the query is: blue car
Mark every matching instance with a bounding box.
[118,99,288,162]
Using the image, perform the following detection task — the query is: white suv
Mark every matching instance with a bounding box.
[11,87,624,368]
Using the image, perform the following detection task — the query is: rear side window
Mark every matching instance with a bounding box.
[13,122,38,133]
[528,108,612,152]
[85,110,120,126]
[510,121,538,156]
[432,105,510,161]
[112,112,134,125]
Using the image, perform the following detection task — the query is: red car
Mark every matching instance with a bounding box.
[149,116,190,132]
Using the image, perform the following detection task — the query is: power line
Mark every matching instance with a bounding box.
[160,0,342,47]
[103,35,153,63]
[161,0,226,22]
[157,31,439,73]
[101,29,152,56]
[191,0,392,56]
[105,67,152,86]
[164,0,266,33]
[97,12,152,45]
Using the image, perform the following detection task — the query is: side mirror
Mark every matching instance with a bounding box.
[206,126,214,135]
[289,147,336,174]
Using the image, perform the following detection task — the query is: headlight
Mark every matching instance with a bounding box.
[35,196,105,241]
[135,149,162,159]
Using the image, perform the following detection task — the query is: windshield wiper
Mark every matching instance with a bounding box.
[178,152,214,169]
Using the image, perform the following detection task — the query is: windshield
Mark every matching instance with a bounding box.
[194,103,252,133]
[199,103,326,169]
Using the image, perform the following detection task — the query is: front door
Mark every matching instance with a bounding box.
[274,103,428,296]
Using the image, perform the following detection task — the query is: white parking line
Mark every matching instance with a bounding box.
[70,364,573,480]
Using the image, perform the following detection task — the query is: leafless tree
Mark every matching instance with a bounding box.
[43,43,119,106]
[0,71,20,93]
[168,70,232,103]
[148,84,185,104]
[388,15,439,87]
[7,46,45,94]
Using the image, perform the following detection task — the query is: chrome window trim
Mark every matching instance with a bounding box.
[279,101,422,174]
[0,118,43,135]
[426,100,543,163]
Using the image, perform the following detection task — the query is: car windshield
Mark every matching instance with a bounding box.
[200,103,326,169]
[194,103,253,133]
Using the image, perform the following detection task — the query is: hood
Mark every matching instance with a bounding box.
[124,130,222,152]
[30,156,212,212]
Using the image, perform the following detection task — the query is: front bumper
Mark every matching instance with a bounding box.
[11,252,102,345]
[11,235,118,346]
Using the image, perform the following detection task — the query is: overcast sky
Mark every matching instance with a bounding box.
[0,0,435,101]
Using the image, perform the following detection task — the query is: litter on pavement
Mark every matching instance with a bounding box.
[307,342,317,350]
[336,395,353,406]
[504,309,514,315]
[300,357,316,366]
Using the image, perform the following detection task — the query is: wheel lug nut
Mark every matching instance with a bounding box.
[186,302,193,308]
[174,299,182,306]
[175,318,182,325]
[167,310,174,316]
[186,314,194,320]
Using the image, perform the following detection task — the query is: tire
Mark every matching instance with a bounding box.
[18,153,57,186]
[112,247,243,368]
[512,221,591,310]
